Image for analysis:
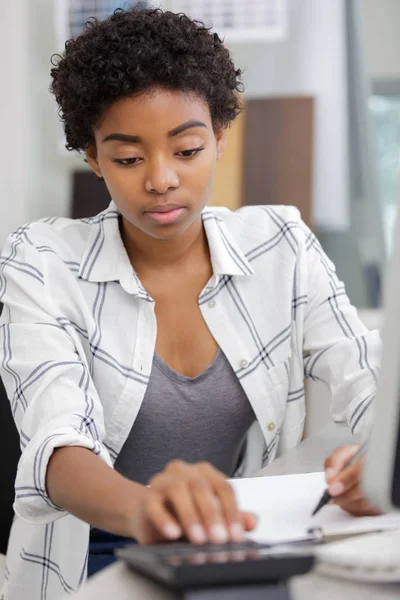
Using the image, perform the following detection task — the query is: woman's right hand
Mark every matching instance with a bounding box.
[130,459,257,545]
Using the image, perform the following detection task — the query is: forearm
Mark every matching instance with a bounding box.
[46,446,147,537]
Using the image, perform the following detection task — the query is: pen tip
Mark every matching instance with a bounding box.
[311,499,324,517]
[312,490,330,517]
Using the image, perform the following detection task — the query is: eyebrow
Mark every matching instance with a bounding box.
[102,119,207,144]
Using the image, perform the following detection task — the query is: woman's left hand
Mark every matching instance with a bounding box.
[324,444,381,516]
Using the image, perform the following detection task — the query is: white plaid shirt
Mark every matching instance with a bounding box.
[0,202,380,600]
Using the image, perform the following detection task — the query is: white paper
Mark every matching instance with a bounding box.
[229,472,400,544]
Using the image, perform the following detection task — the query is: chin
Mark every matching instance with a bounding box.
[142,211,203,240]
[146,223,191,241]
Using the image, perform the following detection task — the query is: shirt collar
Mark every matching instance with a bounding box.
[78,202,254,296]
[78,201,149,298]
[201,209,254,277]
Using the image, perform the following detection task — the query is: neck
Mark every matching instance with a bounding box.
[121,216,210,271]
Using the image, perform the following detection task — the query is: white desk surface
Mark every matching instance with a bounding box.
[69,422,400,600]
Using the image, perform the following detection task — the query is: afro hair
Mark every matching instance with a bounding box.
[50,7,244,152]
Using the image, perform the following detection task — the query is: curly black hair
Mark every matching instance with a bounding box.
[50,7,243,153]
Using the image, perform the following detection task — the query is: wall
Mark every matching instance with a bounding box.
[26,0,84,224]
[230,0,349,232]
[0,0,84,248]
[28,0,85,225]
[0,2,29,247]
[362,0,400,80]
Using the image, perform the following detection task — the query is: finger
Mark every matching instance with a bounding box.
[331,481,362,505]
[241,511,258,532]
[145,491,183,541]
[330,482,382,516]
[333,494,382,517]
[196,462,244,542]
[190,479,233,544]
[328,460,362,497]
[195,462,242,543]
[166,482,209,545]
[324,444,360,482]
[165,460,231,544]
[212,478,244,543]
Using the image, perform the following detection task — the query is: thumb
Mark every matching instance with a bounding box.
[324,444,360,483]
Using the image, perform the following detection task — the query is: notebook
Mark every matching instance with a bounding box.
[229,472,400,545]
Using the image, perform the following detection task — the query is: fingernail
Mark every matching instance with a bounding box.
[190,524,207,544]
[163,523,182,539]
[249,512,258,526]
[230,522,244,542]
[326,468,335,481]
[210,523,228,544]
[329,482,345,496]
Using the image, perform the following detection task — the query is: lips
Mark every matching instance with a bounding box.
[144,204,187,225]
[145,204,184,213]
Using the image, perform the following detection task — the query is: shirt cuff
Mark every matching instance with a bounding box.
[14,427,113,524]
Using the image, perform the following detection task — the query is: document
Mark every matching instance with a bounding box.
[229,472,400,544]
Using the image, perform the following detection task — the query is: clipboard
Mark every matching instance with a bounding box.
[229,472,400,547]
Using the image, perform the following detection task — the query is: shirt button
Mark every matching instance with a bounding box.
[239,359,248,369]
[208,300,216,308]
[266,421,276,432]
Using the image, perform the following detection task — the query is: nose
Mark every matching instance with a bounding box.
[144,157,180,194]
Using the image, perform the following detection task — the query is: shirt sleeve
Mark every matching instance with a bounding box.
[299,221,381,441]
[0,228,112,525]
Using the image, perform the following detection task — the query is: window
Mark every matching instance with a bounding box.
[55,0,147,46]
[370,81,400,255]
[169,0,287,43]
[56,0,287,48]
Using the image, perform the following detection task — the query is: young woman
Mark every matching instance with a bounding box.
[0,7,381,600]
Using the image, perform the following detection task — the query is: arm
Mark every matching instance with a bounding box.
[46,446,146,537]
[47,447,257,544]
[0,230,113,523]
[297,222,381,513]
[300,225,381,438]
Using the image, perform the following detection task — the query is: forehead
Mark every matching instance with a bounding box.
[96,88,212,137]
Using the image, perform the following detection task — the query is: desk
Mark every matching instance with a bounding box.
[69,423,400,600]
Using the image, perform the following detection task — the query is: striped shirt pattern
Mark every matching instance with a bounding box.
[0,202,380,599]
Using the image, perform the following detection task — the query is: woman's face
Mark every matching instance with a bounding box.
[86,88,226,241]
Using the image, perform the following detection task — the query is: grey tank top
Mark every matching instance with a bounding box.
[114,348,256,484]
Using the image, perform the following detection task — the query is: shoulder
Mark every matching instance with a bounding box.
[205,204,310,251]
[1,210,107,268]
[6,216,88,252]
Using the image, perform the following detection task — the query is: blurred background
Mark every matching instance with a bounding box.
[1,0,399,431]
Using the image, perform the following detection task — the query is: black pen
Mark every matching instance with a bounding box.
[311,443,367,517]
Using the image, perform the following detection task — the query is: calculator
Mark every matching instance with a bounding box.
[115,539,314,591]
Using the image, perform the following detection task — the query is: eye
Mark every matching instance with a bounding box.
[177,147,205,158]
[112,157,142,166]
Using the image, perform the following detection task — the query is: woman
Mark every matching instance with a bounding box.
[0,7,380,600]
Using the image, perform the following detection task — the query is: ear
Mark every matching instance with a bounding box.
[214,126,227,160]
[85,145,103,179]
